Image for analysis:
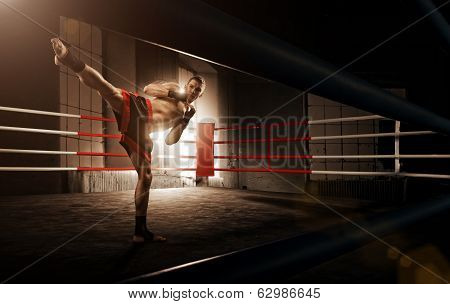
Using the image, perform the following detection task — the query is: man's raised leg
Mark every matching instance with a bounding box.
[51,38,122,112]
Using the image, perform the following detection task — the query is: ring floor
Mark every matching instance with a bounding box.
[0,187,448,283]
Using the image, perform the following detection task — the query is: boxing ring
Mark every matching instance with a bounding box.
[2,100,449,283]
[1,104,450,283]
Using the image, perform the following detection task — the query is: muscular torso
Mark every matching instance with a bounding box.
[150,97,188,132]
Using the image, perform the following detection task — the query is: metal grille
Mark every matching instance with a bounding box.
[317,179,406,202]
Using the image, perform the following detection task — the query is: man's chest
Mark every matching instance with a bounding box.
[152,98,187,119]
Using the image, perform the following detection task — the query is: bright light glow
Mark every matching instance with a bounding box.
[149,131,165,143]
[149,130,195,177]
[214,159,221,177]
[181,130,196,141]
[150,131,166,168]
[180,128,196,177]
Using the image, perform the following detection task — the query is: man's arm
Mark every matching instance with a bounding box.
[143,81,182,99]
[165,107,196,145]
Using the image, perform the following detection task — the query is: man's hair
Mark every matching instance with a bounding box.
[187,75,206,92]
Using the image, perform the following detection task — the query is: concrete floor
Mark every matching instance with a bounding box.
[0,187,447,283]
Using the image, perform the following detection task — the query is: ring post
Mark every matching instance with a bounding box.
[196,123,215,177]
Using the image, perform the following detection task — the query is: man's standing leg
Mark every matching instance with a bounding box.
[130,151,166,243]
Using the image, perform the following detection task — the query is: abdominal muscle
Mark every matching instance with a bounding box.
[150,97,186,132]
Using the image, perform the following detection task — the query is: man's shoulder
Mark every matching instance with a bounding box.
[151,80,166,85]
[151,80,180,87]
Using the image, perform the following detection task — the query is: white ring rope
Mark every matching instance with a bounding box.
[0,126,77,136]
[0,106,80,119]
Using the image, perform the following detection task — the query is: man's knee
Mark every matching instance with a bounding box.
[78,66,122,111]
[140,167,152,189]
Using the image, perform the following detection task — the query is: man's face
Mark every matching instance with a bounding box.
[185,79,204,103]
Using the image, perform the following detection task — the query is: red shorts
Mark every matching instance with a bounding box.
[113,89,153,163]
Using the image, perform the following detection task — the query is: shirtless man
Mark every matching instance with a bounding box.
[51,38,205,243]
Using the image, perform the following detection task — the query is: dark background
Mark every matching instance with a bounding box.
[202,0,449,115]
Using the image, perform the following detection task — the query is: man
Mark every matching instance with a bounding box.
[51,38,205,243]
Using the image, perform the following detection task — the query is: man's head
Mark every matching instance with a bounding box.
[185,75,206,103]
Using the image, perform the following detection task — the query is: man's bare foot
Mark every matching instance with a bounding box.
[51,38,68,66]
